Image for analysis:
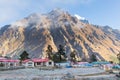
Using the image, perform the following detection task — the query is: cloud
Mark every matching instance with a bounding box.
[47,0,93,5]
[0,0,94,27]
[40,0,93,10]
[0,0,31,26]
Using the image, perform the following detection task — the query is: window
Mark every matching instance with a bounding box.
[49,62,52,65]
[0,63,4,67]
[28,62,32,64]
[10,63,13,66]
[27,62,33,66]
[37,62,41,65]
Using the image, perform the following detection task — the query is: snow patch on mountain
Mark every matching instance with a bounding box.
[74,14,89,24]
[74,14,85,20]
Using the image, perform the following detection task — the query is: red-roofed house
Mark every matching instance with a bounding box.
[0,57,20,68]
[22,58,54,68]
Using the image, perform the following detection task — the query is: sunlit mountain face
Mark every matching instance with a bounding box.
[0,9,120,62]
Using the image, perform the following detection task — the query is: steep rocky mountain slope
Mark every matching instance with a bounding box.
[0,9,120,61]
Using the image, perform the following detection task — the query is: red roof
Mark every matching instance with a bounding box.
[0,57,19,62]
[0,59,19,62]
[22,59,31,63]
[22,58,49,63]
[0,57,49,63]
[32,58,49,62]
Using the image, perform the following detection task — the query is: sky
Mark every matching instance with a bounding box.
[0,0,120,29]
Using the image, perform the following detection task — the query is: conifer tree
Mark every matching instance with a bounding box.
[57,45,67,62]
[70,50,76,62]
[19,51,29,61]
[91,54,97,62]
[46,45,54,60]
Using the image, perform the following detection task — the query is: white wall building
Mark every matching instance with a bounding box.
[22,58,54,68]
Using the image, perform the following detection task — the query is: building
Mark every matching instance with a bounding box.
[0,57,19,68]
[55,62,71,68]
[0,57,54,68]
[22,58,54,68]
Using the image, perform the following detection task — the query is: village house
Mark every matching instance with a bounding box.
[0,57,54,68]
[22,58,54,68]
[0,57,19,68]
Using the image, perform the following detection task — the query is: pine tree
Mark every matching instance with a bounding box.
[19,51,29,61]
[53,52,61,63]
[46,45,54,60]
[57,45,67,62]
[91,54,97,62]
[70,50,76,62]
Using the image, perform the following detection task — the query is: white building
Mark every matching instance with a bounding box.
[0,57,20,68]
[22,58,54,68]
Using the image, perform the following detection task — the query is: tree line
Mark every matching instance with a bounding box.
[46,45,67,63]
[16,46,120,64]
[45,45,98,63]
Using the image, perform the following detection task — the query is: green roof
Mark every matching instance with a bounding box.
[92,61,110,64]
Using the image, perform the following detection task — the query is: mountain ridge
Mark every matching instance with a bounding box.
[0,9,120,62]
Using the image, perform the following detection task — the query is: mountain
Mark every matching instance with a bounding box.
[0,9,120,62]
[74,14,89,24]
